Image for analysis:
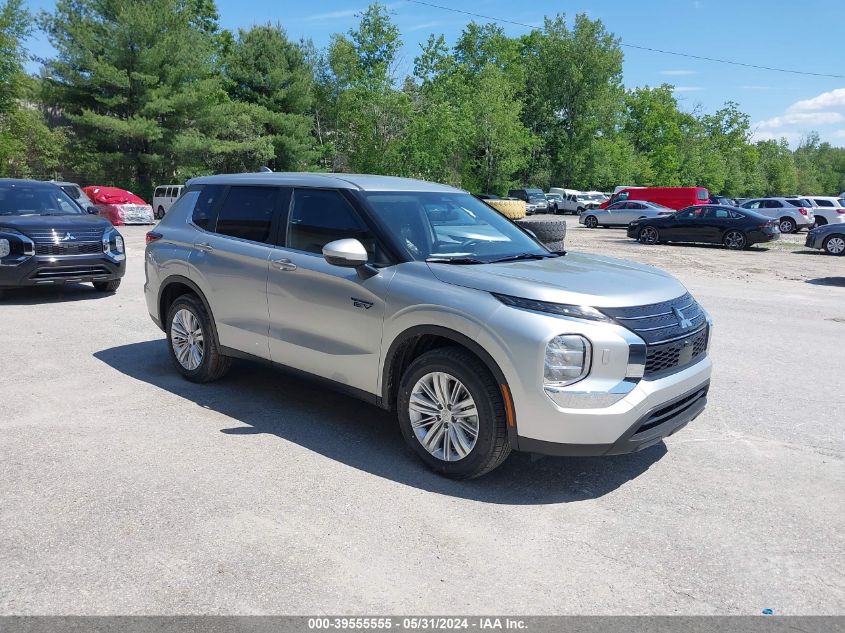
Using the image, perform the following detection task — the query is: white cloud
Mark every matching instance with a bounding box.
[304,8,358,21]
[750,130,803,144]
[672,86,703,92]
[834,130,845,139]
[660,70,696,76]
[756,111,845,129]
[406,20,442,32]
[788,88,845,113]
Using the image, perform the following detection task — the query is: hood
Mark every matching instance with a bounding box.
[426,251,687,308]
[0,213,113,235]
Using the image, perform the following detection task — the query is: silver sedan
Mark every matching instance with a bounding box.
[580,201,674,228]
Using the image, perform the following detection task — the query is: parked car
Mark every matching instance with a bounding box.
[805,223,845,255]
[600,187,710,210]
[84,186,155,225]
[0,179,125,297]
[145,173,713,478]
[558,191,600,215]
[49,181,96,211]
[580,201,674,228]
[508,188,548,215]
[709,195,736,206]
[738,197,815,233]
[475,193,501,200]
[803,196,845,226]
[153,184,184,219]
[544,192,563,212]
[627,205,780,250]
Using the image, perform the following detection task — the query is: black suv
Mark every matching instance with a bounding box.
[0,179,126,297]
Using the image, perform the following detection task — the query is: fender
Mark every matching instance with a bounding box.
[381,324,520,450]
[156,275,224,351]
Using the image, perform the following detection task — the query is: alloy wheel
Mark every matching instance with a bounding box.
[408,372,479,462]
[779,219,796,233]
[639,226,659,245]
[585,216,598,228]
[171,308,205,371]
[724,230,746,250]
[825,236,845,255]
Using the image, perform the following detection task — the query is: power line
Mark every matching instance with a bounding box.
[404,0,845,79]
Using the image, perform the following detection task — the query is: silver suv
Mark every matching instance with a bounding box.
[144,173,713,478]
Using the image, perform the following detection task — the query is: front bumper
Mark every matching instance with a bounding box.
[805,231,826,249]
[0,253,125,288]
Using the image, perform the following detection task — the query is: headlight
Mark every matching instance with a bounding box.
[544,335,591,387]
[494,293,612,322]
[114,235,124,252]
[102,230,125,256]
[0,239,9,258]
[0,228,35,263]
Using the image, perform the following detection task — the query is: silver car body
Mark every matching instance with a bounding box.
[739,197,815,231]
[579,201,674,227]
[805,196,845,225]
[145,173,712,455]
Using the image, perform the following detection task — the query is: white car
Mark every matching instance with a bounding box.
[739,197,815,233]
[579,200,674,228]
[804,196,845,226]
[558,191,601,215]
[152,184,184,219]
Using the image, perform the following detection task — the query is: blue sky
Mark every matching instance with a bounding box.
[23,0,845,147]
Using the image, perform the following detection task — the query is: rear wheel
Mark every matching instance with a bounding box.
[93,279,121,292]
[166,294,231,382]
[584,215,598,228]
[397,347,511,479]
[815,217,827,226]
[823,234,845,255]
[723,230,746,250]
[638,225,660,245]
[779,217,797,233]
[156,206,165,219]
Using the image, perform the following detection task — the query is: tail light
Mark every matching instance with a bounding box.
[837,210,845,214]
[798,208,808,215]
[146,231,163,245]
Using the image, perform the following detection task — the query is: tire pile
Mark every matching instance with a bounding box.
[515,216,567,252]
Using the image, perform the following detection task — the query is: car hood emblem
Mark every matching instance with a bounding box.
[59,232,76,242]
[672,306,693,329]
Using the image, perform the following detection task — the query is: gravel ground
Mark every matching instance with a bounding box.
[0,220,842,615]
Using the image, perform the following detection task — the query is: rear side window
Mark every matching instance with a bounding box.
[704,207,730,219]
[192,185,225,230]
[215,186,279,243]
[696,189,708,201]
[815,199,834,207]
[729,210,745,219]
[287,189,375,258]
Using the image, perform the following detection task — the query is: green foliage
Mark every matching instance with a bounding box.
[2,0,841,197]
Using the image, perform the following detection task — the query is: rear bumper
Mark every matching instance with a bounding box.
[0,254,125,288]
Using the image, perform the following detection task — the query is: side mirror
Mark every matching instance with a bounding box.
[87,206,99,215]
[322,238,368,268]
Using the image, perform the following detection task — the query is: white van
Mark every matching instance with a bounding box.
[152,185,184,219]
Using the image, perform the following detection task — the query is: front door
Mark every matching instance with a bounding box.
[266,188,394,395]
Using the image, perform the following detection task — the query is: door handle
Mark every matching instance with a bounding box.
[194,242,214,252]
[272,258,297,271]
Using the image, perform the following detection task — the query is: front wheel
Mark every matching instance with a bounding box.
[397,347,511,479]
[156,206,165,219]
[723,230,747,250]
[166,294,231,382]
[638,225,660,245]
[823,234,845,255]
[584,215,598,228]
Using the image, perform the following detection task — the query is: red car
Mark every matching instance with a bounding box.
[600,187,710,211]
[83,186,155,225]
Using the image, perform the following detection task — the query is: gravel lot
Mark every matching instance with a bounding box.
[1,218,842,615]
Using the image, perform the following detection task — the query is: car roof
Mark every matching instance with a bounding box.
[187,172,465,193]
[0,178,63,189]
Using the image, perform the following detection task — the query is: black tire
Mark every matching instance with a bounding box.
[779,217,797,233]
[397,347,511,479]
[156,206,165,219]
[723,230,747,250]
[165,293,231,383]
[93,279,121,292]
[515,216,566,244]
[638,225,660,245]
[815,217,827,226]
[823,234,845,256]
[584,215,598,228]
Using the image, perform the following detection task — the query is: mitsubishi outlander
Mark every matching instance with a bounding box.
[144,173,712,478]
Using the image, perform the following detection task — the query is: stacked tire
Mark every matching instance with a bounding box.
[485,199,526,220]
[516,216,567,251]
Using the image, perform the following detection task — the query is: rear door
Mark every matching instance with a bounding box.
[266,188,395,395]
[188,185,283,360]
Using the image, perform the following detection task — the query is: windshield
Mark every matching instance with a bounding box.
[0,184,84,216]
[59,184,93,207]
[362,191,549,263]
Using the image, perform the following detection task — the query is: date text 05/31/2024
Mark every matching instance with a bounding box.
[307,618,528,630]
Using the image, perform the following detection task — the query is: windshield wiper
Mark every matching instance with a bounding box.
[425,256,486,265]
[488,252,560,263]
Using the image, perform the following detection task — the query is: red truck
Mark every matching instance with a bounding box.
[600,187,710,210]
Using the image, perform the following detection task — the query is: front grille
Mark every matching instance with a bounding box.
[33,265,111,279]
[644,327,708,376]
[634,387,708,436]
[601,293,707,344]
[36,243,103,256]
[25,229,104,244]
